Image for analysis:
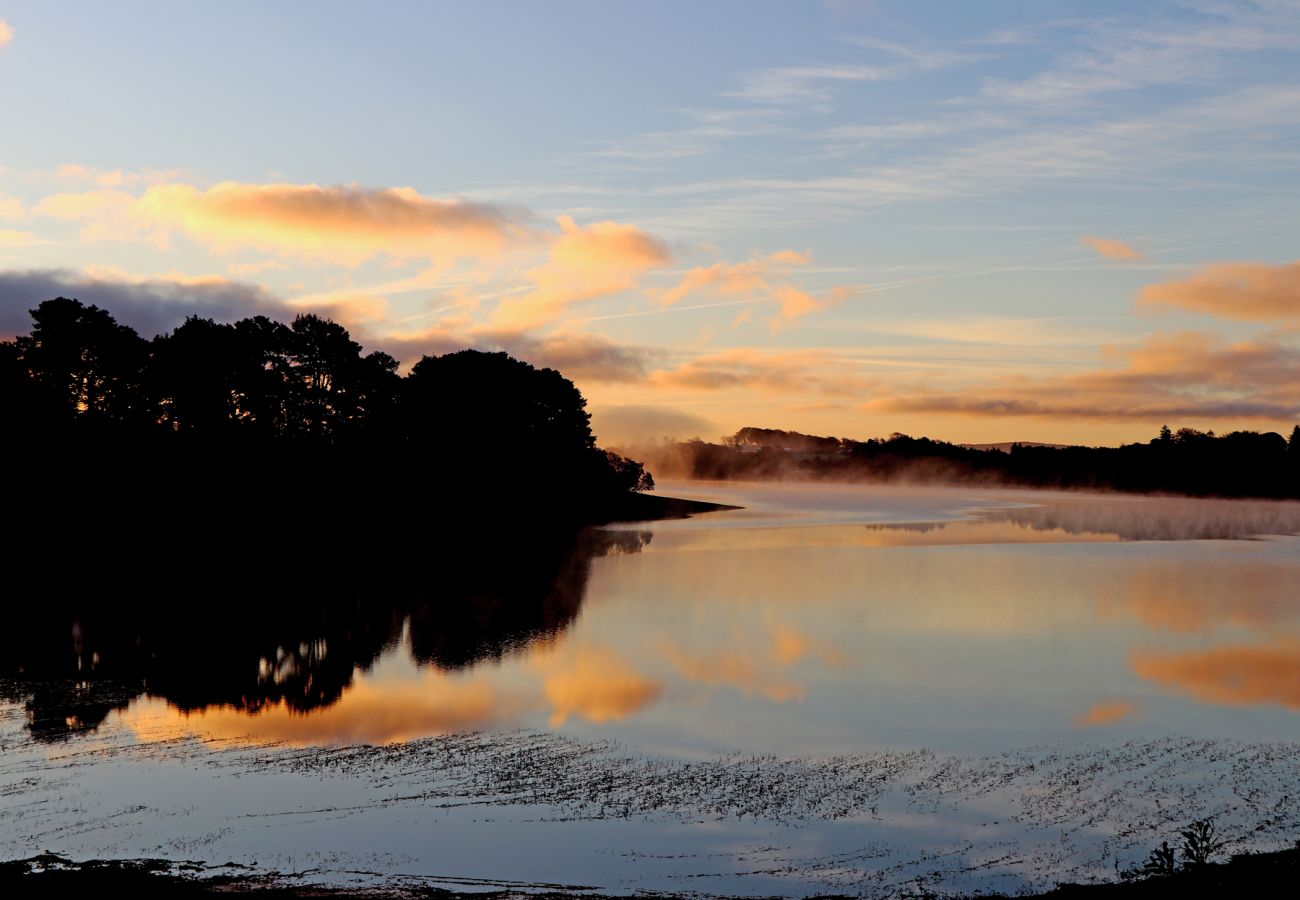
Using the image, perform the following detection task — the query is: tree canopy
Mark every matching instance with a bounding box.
[631,425,1300,499]
[1,297,652,519]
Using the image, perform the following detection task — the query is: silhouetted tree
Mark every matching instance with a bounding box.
[631,424,1300,499]
[15,298,149,425]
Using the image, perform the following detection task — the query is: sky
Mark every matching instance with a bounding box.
[1,0,1299,446]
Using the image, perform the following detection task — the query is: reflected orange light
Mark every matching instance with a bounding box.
[533,646,662,726]
[1132,640,1300,710]
[118,676,504,746]
[1074,700,1139,727]
[660,622,843,703]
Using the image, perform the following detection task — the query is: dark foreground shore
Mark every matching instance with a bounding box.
[4,844,1298,898]
[595,489,737,523]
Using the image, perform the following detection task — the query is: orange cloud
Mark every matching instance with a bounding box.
[491,215,670,330]
[652,348,876,394]
[0,20,12,48]
[769,249,813,266]
[36,181,526,265]
[1074,700,1139,727]
[1081,235,1144,261]
[35,189,160,244]
[1140,261,1300,320]
[139,182,524,265]
[660,250,834,323]
[288,292,391,328]
[0,195,24,220]
[867,330,1300,421]
[371,323,657,382]
[56,163,183,189]
[535,646,662,726]
[1132,639,1300,710]
[661,260,769,306]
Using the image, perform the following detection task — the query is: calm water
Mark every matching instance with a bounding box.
[3,481,1299,895]
[90,481,1300,753]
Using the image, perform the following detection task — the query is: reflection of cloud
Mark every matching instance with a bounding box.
[983,496,1300,543]
[661,622,843,703]
[1133,640,1300,710]
[1098,555,1300,635]
[1075,700,1139,727]
[1140,261,1300,321]
[535,647,662,726]
[0,20,12,48]
[120,677,503,746]
[1081,235,1143,261]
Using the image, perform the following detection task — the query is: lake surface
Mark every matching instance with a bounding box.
[3,481,1299,896]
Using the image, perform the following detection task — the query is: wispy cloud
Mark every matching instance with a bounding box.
[732,33,983,107]
[37,181,530,265]
[658,250,839,325]
[1081,235,1145,261]
[732,63,895,105]
[651,347,878,395]
[866,330,1300,423]
[491,215,670,330]
[979,4,1300,106]
[652,83,1300,230]
[1140,260,1300,320]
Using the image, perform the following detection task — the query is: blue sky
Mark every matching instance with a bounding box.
[2,1,1299,444]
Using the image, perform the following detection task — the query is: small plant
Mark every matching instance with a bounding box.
[1180,817,1225,867]
[1141,840,1177,876]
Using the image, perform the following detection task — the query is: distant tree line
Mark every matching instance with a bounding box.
[632,424,1300,498]
[1,298,653,535]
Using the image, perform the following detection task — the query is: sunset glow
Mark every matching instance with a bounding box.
[3,2,1298,446]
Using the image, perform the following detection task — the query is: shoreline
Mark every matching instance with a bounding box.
[5,843,1298,898]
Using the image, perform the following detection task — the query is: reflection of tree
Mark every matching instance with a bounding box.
[977,497,1300,541]
[861,497,1300,542]
[0,528,650,742]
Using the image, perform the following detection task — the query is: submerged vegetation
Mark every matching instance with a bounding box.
[628,424,1300,498]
